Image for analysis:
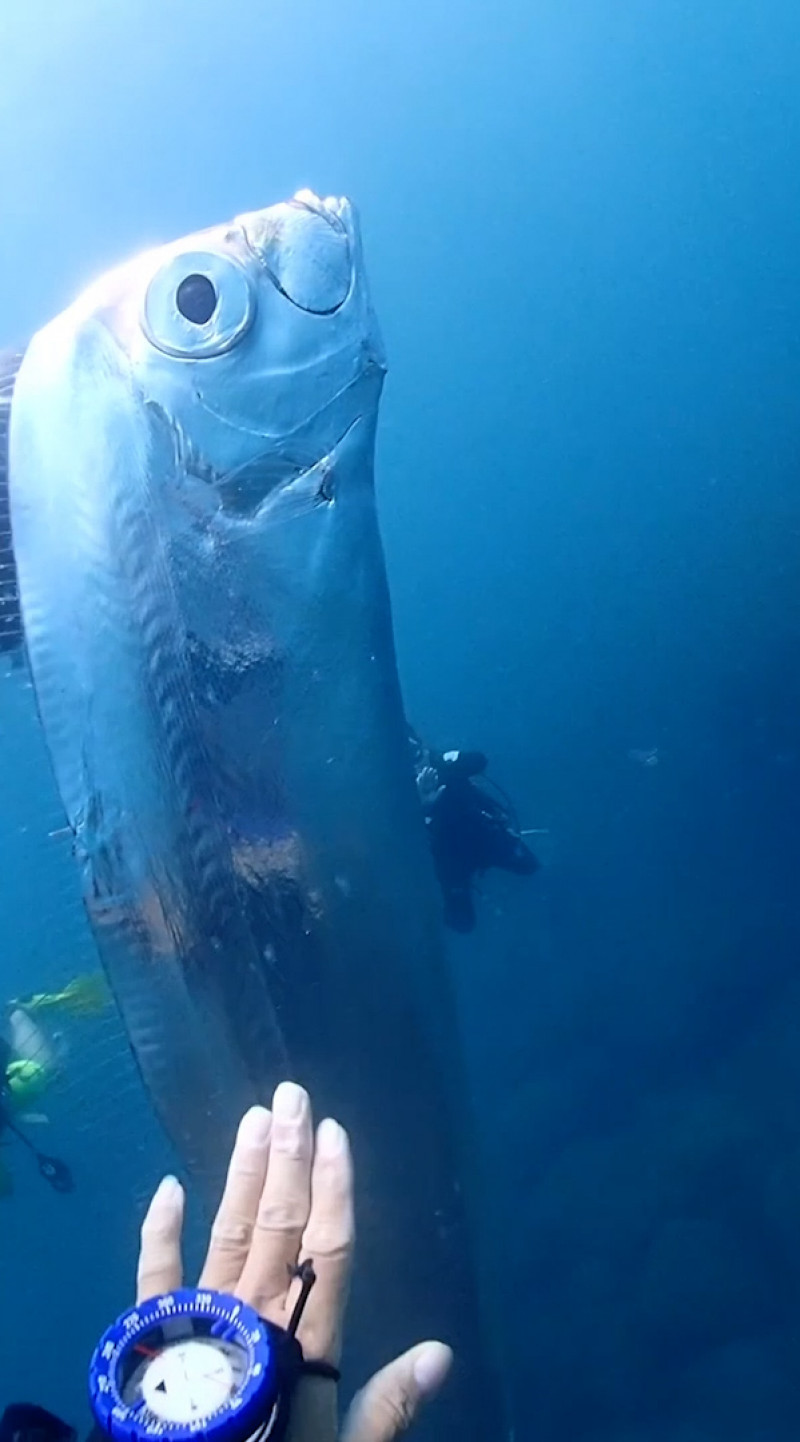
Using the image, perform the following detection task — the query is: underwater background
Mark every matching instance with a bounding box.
[2,2,800,1439]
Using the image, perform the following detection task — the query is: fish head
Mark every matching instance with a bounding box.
[81,190,387,511]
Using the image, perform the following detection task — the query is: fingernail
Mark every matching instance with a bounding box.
[413,1343,452,1396]
[273,1081,305,1121]
[238,1106,272,1145]
[317,1117,345,1157]
[156,1175,183,1201]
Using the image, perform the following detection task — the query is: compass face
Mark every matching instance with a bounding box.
[124,1335,248,1423]
[90,1290,278,1442]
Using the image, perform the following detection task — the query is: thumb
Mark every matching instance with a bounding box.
[341,1341,453,1442]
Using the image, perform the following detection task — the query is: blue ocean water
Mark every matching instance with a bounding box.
[2,1,800,1438]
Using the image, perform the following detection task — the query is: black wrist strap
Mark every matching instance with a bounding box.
[300,1359,341,1383]
[284,1260,340,1381]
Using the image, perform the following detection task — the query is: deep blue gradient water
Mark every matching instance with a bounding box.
[3,3,800,1438]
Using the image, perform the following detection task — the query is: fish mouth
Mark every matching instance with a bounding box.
[237,190,355,317]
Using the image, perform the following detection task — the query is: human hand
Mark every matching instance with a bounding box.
[415,766,444,812]
[136,1082,452,1442]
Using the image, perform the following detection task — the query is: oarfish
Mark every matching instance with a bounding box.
[8,193,502,1437]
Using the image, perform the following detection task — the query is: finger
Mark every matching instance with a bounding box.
[237,1082,313,1314]
[136,1176,185,1303]
[199,1106,272,1292]
[341,1342,453,1442]
[290,1117,354,1361]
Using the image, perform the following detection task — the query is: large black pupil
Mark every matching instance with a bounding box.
[176,273,218,325]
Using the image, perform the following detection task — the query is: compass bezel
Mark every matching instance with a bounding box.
[89,1288,280,1442]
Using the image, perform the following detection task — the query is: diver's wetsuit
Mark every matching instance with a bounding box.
[0,1405,76,1442]
[411,735,539,933]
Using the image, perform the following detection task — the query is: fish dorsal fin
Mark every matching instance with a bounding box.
[0,346,27,656]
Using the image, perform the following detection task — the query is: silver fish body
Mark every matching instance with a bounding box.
[9,194,502,1436]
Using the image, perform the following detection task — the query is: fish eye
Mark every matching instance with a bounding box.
[176,273,218,325]
[142,250,255,358]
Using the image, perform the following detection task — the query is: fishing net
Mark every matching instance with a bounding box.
[0,658,188,1423]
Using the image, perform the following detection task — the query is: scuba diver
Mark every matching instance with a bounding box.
[409,730,540,933]
[0,973,109,1196]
